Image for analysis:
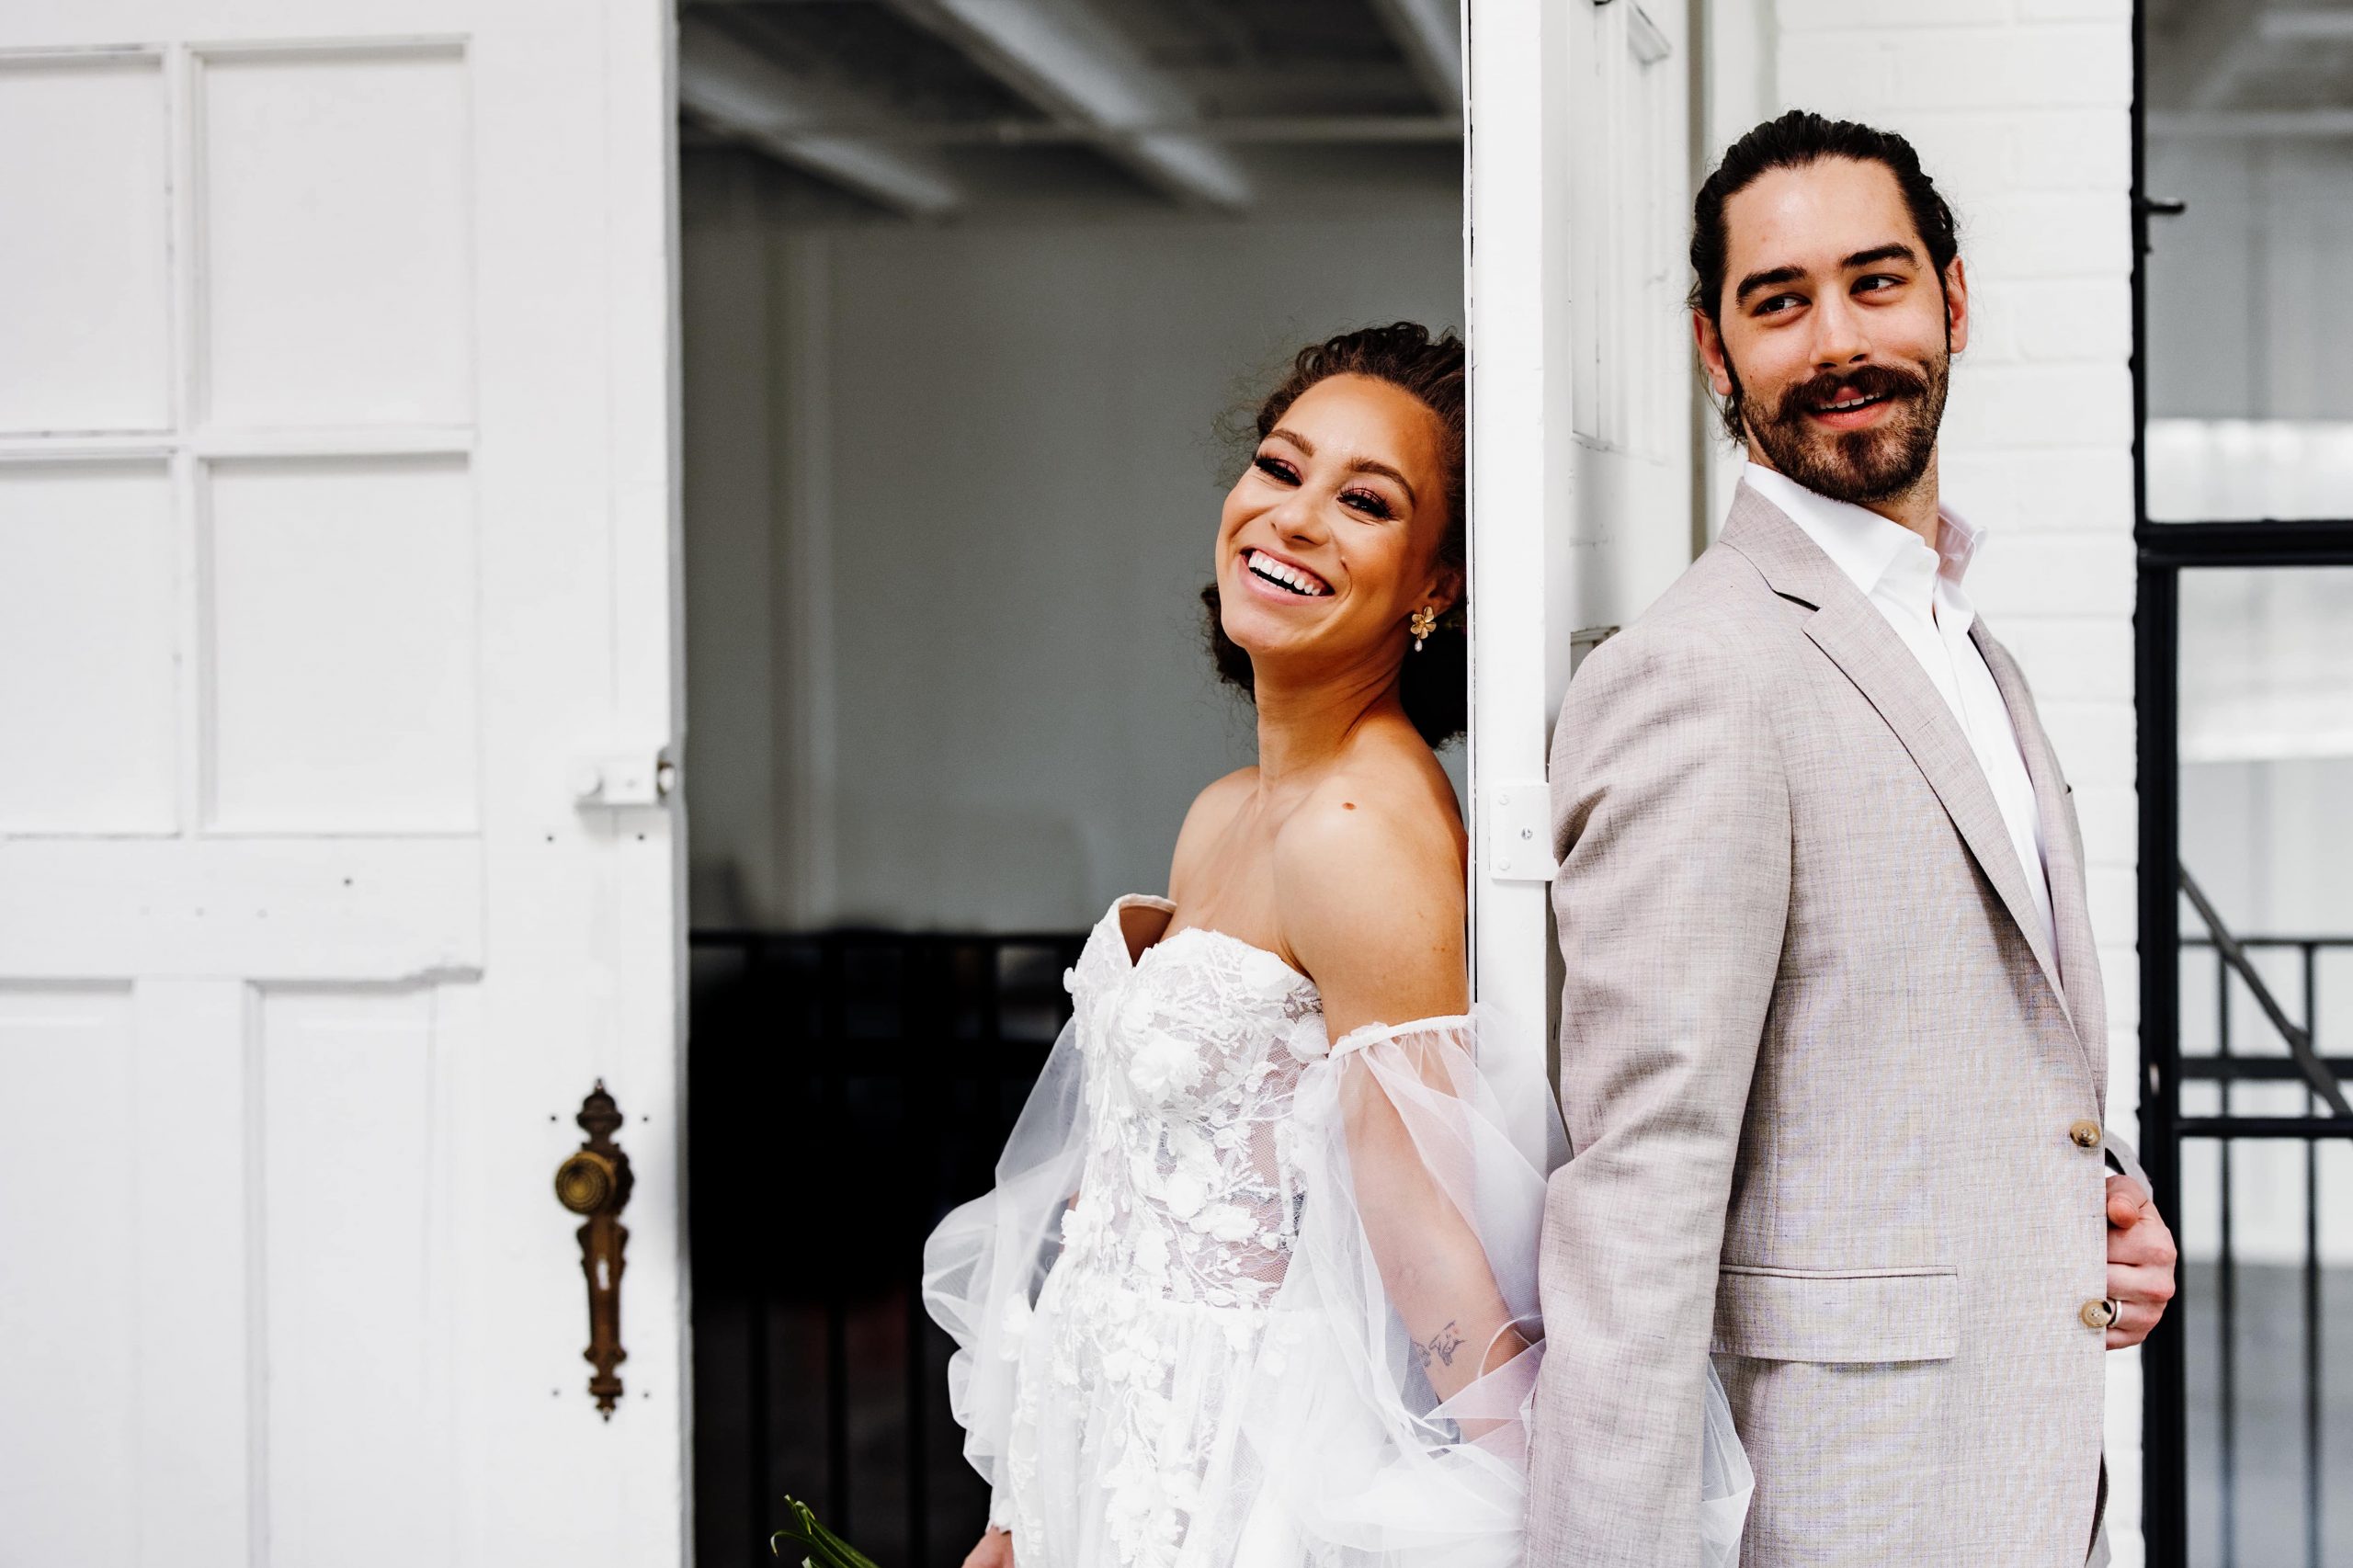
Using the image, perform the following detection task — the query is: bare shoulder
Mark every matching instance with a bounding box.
[1274,747,1467,1033]
[1180,765,1258,835]
[1167,766,1257,903]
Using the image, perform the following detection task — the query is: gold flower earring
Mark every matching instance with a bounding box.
[1409,605,1438,652]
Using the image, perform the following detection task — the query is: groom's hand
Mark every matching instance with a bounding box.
[2105,1174,2177,1349]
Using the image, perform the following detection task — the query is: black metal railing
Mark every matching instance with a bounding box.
[687,926,1087,1568]
[2172,904,2353,1568]
[2132,540,2353,1568]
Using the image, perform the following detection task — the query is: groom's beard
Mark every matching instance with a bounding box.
[1733,353,1948,506]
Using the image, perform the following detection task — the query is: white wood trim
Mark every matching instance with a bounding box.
[1465,0,1573,1062]
[0,437,177,460]
[0,838,484,980]
[1696,0,1773,536]
[0,27,481,55]
[1468,0,1697,1067]
[173,445,204,835]
[188,426,477,459]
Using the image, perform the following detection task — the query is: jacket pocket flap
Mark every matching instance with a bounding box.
[1711,1266,1960,1364]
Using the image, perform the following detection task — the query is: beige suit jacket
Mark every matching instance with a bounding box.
[1529,483,2111,1567]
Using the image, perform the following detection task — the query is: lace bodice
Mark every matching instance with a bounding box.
[1058,894,1327,1312]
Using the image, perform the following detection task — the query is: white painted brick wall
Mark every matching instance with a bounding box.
[1765,1,2145,1557]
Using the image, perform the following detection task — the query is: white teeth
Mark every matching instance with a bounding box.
[1245,550,1330,597]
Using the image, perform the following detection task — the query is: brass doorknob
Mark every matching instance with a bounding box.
[555,1149,620,1215]
[556,1080,633,1415]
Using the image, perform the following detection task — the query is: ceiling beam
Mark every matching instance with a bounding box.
[2152,0,2265,109]
[2154,3,2353,110]
[2261,7,2353,40]
[2149,108,2353,138]
[1368,0,1462,112]
[882,0,1253,210]
[676,14,963,218]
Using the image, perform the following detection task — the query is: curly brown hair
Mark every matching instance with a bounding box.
[1201,322,1468,746]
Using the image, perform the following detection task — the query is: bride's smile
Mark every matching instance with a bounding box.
[1238,547,1332,598]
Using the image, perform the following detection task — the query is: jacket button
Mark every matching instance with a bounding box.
[2081,1298,2119,1331]
[2070,1119,2102,1150]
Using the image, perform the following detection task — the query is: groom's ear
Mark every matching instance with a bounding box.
[1942,256,1971,355]
[1693,310,1736,398]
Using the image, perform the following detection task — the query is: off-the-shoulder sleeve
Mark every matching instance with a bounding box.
[1239,1010,1752,1566]
[919,1011,1089,1528]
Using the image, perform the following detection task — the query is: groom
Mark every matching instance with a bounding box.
[1529,112,2177,1566]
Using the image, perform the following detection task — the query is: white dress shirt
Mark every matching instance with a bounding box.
[1742,461,2056,959]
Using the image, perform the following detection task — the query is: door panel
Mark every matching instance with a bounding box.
[0,4,685,1563]
[0,986,140,1562]
[0,462,177,830]
[0,53,172,434]
[260,985,454,1567]
[199,48,473,430]
[206,456,480,832]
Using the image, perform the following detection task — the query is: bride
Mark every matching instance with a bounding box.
[923,324,1749,1567]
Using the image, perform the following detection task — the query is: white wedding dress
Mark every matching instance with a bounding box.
[923,894,1751,1567]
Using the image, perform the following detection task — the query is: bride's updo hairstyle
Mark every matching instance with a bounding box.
[1201,322,1469,746]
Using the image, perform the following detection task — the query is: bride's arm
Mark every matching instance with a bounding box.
[1338,1031,1532,1407]
[1278,790,1528,1408]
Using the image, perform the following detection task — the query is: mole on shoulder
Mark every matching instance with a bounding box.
[1342,801,1356,811]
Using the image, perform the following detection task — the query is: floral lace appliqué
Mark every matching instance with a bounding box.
[1013,912,1323,1566]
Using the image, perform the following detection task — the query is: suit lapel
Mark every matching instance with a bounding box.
[1721,484,2078,1038]
[1975,627,2106,1057]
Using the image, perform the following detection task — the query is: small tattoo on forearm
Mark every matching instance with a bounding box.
[1414,1321,1465,1371]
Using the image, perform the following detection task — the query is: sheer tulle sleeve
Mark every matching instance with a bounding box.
[919,1014,1088,1528]
[1240,1009,1753,1567]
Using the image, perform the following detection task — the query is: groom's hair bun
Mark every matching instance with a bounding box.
[1689,110,1962,439]
[1201,323,1468,748]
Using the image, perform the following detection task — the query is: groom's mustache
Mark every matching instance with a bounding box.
[1768,361,1932,426]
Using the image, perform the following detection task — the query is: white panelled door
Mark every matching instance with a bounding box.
[1465,0,1691,1048]
[0,4,686,1565]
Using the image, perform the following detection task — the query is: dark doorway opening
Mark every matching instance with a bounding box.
[686,928,1085,1566]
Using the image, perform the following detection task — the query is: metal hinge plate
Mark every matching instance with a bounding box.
[1485,779,1558,883]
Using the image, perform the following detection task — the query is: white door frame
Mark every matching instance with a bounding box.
[1465,0,1696,1060]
